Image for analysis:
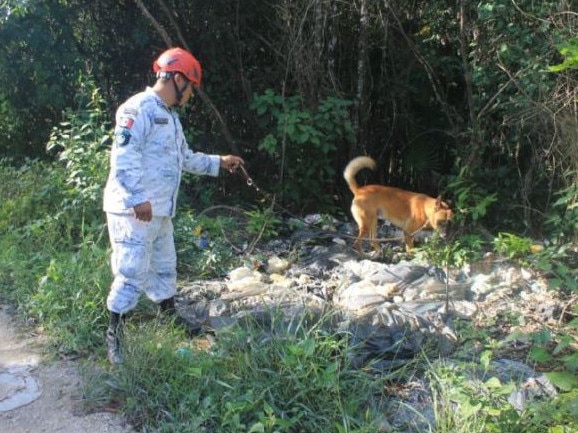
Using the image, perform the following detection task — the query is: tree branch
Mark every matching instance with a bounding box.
[134,0,172,46]
[155,0,189,50]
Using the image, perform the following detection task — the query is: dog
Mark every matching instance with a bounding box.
[344,156,454,254]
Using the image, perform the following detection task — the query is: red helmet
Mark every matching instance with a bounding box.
[153,47,202,87]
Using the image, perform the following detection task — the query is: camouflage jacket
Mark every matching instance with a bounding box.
[103,88,220,217]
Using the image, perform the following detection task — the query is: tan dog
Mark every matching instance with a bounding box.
[344,156,454,254]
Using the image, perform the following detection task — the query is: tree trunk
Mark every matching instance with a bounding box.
[459,0,481,170]
[353,0,369,157]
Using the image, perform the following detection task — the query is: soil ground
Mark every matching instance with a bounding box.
[0,305,134,433]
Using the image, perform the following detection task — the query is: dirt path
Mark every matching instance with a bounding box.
[0,305,135,433]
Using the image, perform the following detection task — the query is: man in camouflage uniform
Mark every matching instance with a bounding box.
[103,47,244,364]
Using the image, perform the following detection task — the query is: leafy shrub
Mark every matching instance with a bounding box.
[545,178,578,243]
[46,73,111,235]
[251,89,355,212]
[446,167,498,227]
[244,206,282,240]
[548,37,578,72]
[529,244,578,293]
[174,210,242,278]
[429,357,578,433]
[416,233,488,269]
[492,232,533,261]
[0,158,67,234]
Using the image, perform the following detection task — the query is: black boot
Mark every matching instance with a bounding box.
[106,312,124,365]
[158,297,200,335]
[159,297,178,315]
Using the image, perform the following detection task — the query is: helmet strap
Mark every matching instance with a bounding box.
[170,73,190,107]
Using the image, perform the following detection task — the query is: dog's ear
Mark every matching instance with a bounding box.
[436,195,451,210]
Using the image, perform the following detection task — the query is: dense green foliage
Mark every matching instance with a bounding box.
[251,90,355,209]
[1,0,577,234]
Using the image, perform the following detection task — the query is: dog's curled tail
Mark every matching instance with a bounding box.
[343,156,376,193]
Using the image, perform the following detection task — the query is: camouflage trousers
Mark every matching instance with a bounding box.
[106,213,177,314]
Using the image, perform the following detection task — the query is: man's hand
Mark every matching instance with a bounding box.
[133,201,153,222]
[220,155,245,173]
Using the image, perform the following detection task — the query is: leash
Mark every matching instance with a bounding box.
[409,220,430,237]
[238,165,265,196]
[235,164,406,244]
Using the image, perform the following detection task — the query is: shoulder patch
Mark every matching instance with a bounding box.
[119,117,134,129]
[115,128,131,147]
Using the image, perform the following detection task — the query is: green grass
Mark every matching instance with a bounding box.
[88,316,385,432]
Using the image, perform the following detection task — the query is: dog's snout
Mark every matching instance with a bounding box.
[436,220,451,238]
